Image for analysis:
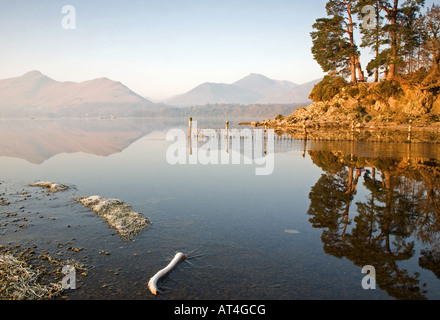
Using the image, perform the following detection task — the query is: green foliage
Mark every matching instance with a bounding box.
[375,79,404,99]
[347,86,360,98]
[420,4,440,74]
[311,1,362,82]
[399,68,430,85]
[358,84,370,99]
[311,16,352,76]
[312,0,433,82]
[309,76,349,102]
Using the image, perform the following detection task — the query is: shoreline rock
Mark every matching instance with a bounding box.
[240,120,440,144]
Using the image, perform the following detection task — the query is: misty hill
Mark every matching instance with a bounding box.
[257,78,323,104]
[233,73,298,96]
[164,82,264,106]
[154,102,307,119]
[164,74,321,106]
[0,71,157,117]
[0,71,319,119]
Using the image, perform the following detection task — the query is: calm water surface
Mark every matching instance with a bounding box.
[1,118,440,300]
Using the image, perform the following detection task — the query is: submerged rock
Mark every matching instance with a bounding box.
[29,181,69,193]
[74,196,150,240]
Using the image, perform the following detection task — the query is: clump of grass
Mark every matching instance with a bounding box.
[75,195,150,240]
[29,181,69,193]
[0,253,63,300]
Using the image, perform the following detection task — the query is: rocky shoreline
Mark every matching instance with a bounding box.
[0,180,150,300]
[239,119,440,144]
[240,80,440,144]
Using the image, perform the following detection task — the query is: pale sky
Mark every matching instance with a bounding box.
[0,0,435,100]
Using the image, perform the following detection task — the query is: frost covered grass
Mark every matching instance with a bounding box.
[74,195,150,240]
[0,253,63,300]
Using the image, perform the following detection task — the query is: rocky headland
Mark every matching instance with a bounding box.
[241,75,440,143]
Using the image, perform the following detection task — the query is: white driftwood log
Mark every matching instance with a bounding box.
[148,252,186,295]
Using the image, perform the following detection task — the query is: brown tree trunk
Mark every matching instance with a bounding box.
[356,57,365,82]
[346,0,359,83]
[350,57,357,83]
[386,0,399,79]
[432,51,440,74]
[375,4,381,82]
[375,45,380,82]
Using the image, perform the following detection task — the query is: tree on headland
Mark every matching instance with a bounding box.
[378,0,425,79]
[311,0,364,83]
[311,16,353,80]
[418,4,440,79]
[303,0,440,123]
[311,0,429,82]
[357,0,386,81]
[357,0,425,79]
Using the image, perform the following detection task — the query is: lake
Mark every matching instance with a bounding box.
[1,117,440,300]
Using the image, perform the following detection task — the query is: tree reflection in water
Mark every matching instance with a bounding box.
[307,149,440,300]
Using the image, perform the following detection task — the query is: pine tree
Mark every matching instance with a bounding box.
[399,4,424,74]
[419,4,440,76]
[311,0,364,83]
[357,0,386,81]
[311,16,353,79]
[378,0,425,78]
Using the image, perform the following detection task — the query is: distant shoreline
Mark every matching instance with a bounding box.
[239,121,440,144]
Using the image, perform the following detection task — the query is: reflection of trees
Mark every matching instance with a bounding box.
[306,150,440,299]
[411,162,440,281]
[353,168,422,300]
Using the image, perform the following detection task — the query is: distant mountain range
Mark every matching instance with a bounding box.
[0,71,319,118]
[0,71,157,117]
[164,73,321,106]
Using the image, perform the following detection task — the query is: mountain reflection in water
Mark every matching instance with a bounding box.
[307,147,440,300]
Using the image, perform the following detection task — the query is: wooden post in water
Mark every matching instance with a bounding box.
[188,117,193,155]
[264,125,268,156]
[302,138,307,158]
[225,121,229,154]
[188,117,192,139]
[302,122,308,158]
[302,123,307,139]
[408,120,412,143]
